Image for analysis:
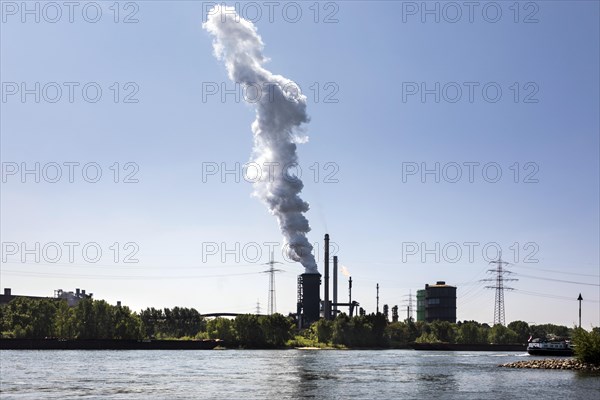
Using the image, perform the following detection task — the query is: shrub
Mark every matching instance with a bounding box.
[573,327,600,365]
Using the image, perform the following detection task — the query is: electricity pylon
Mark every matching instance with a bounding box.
[262,252,283,315]
[482,252,518,325]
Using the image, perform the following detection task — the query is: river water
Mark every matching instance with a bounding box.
[1,350,599,399]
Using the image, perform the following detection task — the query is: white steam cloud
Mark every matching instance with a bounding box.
[203,5,318,274]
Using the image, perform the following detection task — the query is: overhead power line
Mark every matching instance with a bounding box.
[515,273,600,287]
[0,269,264,280]
[514,289,600,303]
[512,264,599,278]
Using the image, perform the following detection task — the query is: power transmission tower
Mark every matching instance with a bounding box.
[482,252,518,325]
[402,290,415,321]
[256,299,261,315]
[262,252,283,315]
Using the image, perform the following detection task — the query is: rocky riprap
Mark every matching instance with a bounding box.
[500,359,600,372]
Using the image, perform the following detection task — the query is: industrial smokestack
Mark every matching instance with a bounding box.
[333,256,338,318]
[376,283,380,314]
[300,273,321,326]
[349,276,353,317]
[324,234,330,320]
[204,5,318,274]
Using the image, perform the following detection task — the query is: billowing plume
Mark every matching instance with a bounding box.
[203,5,318,274]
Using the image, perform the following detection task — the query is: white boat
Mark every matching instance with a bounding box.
[527,338,574,356]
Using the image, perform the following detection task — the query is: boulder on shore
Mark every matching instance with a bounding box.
[499,358,600,372]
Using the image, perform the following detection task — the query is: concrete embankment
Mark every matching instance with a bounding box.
[500,359,600,372]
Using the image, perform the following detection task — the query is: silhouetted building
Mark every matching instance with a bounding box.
[423,281,456,323]
[416,289,426,321]
[54,288,93,307]
[0,288,47,305]
[0,287,92,307]
[297,273,321,328]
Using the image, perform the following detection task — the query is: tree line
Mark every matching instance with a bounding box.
[1,297,597,353]
[0,297,293,347]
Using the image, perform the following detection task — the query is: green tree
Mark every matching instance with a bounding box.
[93,300,115,339]
[507,320,530,343]
[72,299,122,339]
[488,324,518,344]
[385,321,410,346]
[430,320,456,343]
[456,321,483,344]
[260,314,294,348]
[54,300,76,339]
[311,318,333,344]
[160,307,206,338]
[2,297,58,338]
[113,305,142,339]
[573,327,600,365]
[206,317,236,343]
[235,314,265,348]
[530,323,570,340]
[406,319,421,342]
[140,307,165,338]
[366,313,388,347]
[332,314,351,346]
[415,332,441,343]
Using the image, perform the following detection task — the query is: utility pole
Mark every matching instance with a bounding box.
[482,252,517,325]
[577,293,583,328]
[256,299,261,315]
[262,252,283,315]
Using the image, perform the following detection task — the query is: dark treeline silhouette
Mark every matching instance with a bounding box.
[1,297,596,354]
[0,297,142,339]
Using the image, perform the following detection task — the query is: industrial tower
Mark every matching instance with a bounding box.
[262,253,282,315]
[482,252,517,325]
[403,290,415,321]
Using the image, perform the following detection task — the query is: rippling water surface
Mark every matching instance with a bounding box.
[1,350,599,399]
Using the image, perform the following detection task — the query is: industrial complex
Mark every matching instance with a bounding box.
[296,234,458,327]
[3,233,461,326]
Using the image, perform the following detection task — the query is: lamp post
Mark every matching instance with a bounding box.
[577,293,583,328]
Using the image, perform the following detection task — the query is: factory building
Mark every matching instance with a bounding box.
[416,289,426,321]
[0,287,92,307]
[297,273,321,328]
[416,281,456,323]
[297,233,359,328]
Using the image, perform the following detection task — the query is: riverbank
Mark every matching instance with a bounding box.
[500,359,600,372]
[0,338,221,350]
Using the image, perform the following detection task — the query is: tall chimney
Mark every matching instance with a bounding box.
[349,276,353,317]
[333,256,338,318]
[376,283,380,314]
[324,234,330,320]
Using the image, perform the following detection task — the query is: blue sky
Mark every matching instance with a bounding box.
[1,1,599,327]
